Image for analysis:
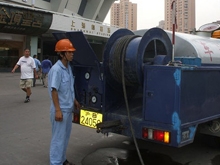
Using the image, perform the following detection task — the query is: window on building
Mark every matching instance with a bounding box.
[0,41,22,69]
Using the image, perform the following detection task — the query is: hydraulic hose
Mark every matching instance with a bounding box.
[103,28,172,165]
[121,36,145,165]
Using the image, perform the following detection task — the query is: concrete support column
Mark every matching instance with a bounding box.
[25,36,31,50]
[39,37,44,61]
[30,36,38,57]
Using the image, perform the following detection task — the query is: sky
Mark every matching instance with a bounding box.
[104,0,220,30]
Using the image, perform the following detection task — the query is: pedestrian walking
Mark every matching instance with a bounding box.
[33,54,41,87]
[48,39,80,165]
[41,55,52,88]
[11,48,38,103]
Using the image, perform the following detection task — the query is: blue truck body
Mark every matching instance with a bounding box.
[53,28,220,147]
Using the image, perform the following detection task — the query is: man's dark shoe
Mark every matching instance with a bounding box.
[24,98,30,103]
[63,159,75,165]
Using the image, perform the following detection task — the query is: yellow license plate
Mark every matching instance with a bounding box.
[80,109,103,128]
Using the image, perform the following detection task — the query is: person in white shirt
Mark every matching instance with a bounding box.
[12,48,38,103]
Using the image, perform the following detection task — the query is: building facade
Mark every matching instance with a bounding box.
[3,0,114,22]
[0,0,118,71]
[110,0,137,31]
[164,0,195,33]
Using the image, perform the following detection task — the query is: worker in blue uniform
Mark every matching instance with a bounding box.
[48,39,80,165]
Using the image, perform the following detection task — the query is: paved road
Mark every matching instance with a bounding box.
[1,73,220,165]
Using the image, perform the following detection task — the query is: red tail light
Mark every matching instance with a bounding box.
[73,113,80,123]
[153,130,164,142]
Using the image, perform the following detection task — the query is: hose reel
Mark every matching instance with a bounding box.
[104,27,172,88]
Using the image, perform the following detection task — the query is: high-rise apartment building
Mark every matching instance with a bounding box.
[164,0,195,33]
[110,0,137,30]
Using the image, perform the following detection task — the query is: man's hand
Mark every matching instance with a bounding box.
[12,64,19,73]
[55,110,63,122]
[74,99,81,111]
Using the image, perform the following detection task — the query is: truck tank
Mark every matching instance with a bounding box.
[134,29,220,65]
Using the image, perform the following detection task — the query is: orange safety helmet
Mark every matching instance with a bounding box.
[55,39,76,52]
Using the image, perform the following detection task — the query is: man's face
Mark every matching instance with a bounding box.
[24,49,30,58]
[64,51,74,61]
